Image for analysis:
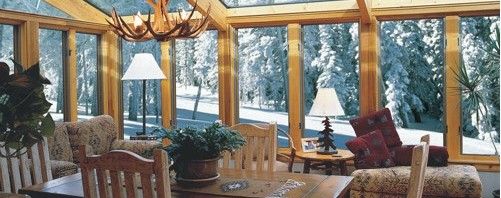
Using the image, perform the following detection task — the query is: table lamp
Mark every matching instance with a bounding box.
[309,88,345,155]
[122,53,166,136]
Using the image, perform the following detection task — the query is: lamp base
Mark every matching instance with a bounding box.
[317,150,338,155]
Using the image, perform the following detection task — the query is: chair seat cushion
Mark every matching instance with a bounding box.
[351,165,482,197]
[346,130,395,169]
[50,160,79,179]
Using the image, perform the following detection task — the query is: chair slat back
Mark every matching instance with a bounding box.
[0,137,52,193]
[222,122,277,173]
[79,145,171,198]
[407,135,430,198]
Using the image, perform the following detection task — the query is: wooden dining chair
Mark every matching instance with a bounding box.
[407,135,430,198]
[78,145,171,198]
[0,137,52,194]
[221,122,277,172]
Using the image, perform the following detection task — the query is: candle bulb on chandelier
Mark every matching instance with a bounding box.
[133,11,143,30]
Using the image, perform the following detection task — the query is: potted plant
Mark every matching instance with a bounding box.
[0,61,55,158]
[156,123,245,186]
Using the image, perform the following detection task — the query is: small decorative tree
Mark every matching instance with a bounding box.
[317,117,338,154]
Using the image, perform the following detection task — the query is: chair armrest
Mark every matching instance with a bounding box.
[111,140,163,159]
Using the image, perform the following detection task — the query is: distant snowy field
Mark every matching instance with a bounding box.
[49,85,500,155]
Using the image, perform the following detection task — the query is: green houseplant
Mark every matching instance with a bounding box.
[156,123,245,186]
[0,61,55,158]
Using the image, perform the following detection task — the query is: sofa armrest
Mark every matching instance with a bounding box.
[111,140,163,159]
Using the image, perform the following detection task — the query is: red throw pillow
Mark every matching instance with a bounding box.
[345,130,395,169]
[390,145,449,167]
[349,108,402,148]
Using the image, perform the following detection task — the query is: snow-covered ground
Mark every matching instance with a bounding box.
[48,85,500,155]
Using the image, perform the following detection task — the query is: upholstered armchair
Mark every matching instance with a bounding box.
[47,115,162,179]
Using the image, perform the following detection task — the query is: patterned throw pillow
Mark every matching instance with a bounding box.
[345,130,396,169]
[349,108,402,148]
[390,145,449,167]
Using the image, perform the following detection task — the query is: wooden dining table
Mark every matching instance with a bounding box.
[19,169,353,198]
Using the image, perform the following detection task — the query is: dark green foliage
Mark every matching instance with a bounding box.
[155,123,245,175]
[0,61,55,158]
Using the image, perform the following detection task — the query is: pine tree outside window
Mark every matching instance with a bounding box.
[76,33,100,121]
[302,23,360,149]
[237,26,290,147]
[0,24,14,74]
[175,31,219,129]
[121,40,163,139]
[39,29,65,122]
[379,19,445,146]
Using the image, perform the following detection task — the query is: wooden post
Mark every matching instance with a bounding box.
[160,41,176,129]
[444,16,461,161]
[218,27,239,126]
[359,16,379,116]
[287,24,304,150]
[18,21,39,68]
[101,31,122,137]
[65,29,78,122]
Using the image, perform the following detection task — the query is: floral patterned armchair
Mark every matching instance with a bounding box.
[47,115,161,179]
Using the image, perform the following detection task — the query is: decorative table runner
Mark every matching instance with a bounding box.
[171,177,306,198]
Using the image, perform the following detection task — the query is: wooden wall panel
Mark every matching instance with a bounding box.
[65,29,78,122]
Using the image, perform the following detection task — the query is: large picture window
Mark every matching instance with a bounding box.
[39,29,65,121]
[460,16,500,155]
[302,23,360,149]
[76,33,100,120]
[237,26,289,147]
[379,19,445,146]
[121,40,162,139]
[175,31,219,129]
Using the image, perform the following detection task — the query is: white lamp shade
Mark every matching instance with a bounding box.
[309,88,345,117]
[122,53,166,80]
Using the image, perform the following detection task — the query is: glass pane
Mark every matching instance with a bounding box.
[221,0,336,8]
[0,24,14,72]
[39,29,64,121]
[175,31,219,129]
[460,16,500,155]
[237,26,289,147]
[87,0,192,15]
[76,33,100,120]
[303,23,359,149]
[379,19,445,146]
[121,40,162,139]
[0,0,71,19]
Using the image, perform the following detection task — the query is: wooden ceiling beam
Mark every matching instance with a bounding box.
[44,0,109,24]
[186,0,227,31]
[227,1,360,28]
[373,1,499,20]
[357,0,372,24]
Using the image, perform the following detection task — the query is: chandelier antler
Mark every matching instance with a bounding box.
[106,0,211,42]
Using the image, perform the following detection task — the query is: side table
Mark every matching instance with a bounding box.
[296,149,354,175]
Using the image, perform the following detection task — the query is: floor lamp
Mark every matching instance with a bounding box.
[122,53,166,136]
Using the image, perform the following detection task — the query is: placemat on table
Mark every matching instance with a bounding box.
[171,177,298,198]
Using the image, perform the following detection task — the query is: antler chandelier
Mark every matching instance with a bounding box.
[106,0,211,42]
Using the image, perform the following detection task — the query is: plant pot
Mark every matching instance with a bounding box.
[176,157,220,187]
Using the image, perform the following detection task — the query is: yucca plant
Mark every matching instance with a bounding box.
[453,25,500,155]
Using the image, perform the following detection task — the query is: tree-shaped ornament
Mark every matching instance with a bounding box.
[308,88,344,155]
[317,117,338,155]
